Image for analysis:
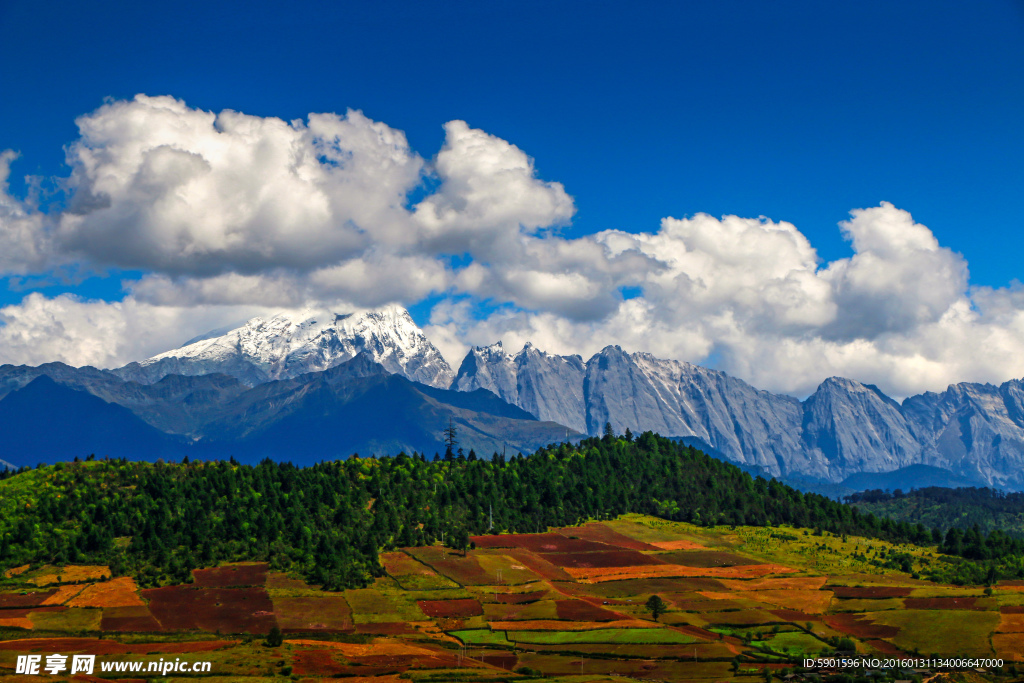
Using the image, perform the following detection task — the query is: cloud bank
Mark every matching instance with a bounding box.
[2,95,1023,398]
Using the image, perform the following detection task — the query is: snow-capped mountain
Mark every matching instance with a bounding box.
[113,306,454,388]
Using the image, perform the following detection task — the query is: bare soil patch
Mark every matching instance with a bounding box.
[192,563,268,587]
[490,590,547,604]
[824,613,900,639]
[541,549,664,569]
[554,524,662,551]
[830,586,911,599]
[416,598,483,618]
[554,599,620,621]
[99,606,163,632]
[142,585,275,633]
[471,533,611,553]
[655,550,761,567]
[0,590,56,609]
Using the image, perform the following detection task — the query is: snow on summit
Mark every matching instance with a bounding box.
[113,305,454,388]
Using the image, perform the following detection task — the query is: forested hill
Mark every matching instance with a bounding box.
[2,433,1022,590]
[847,486,1024,539]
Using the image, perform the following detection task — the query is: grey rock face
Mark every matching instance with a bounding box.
[452,341,1024,488]
[451,342,586,432]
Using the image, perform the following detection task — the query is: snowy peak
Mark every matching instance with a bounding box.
[113,305,454,388]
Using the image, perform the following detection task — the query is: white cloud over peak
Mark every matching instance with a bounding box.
[3,95,1024,400]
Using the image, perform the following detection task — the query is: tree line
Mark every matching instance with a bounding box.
[1,431,1022,589]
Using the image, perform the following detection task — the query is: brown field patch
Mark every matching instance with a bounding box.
[142,585,276,633]
[993,633,1024,660]
[502,548,573,581]
[655,550,761,567]
[490,589,547,604]
[998,613,1024,632]
[649,540,708,550]
[554,523,662,551]
[0,637,236,655]
[272,596,352,631]
[67,577,143,608]
[99,605,162,632]
[404,547,492,585]
[417,598,482,618]
[285,639,438,657]
[824,613,900,639]
[866,638,905,655]
[1001,606,1024,614]
[830,586,912,599]
[0,590,57,609]
[554,599,620,621]
[470,533,611,553]
[590,577,726,597]
[566,562,795,582]
[192,563,268,587]
[541,549,664,569]
[720,576,828,591]
[292,649,345,676]
[769,609,821,622]
[903,596,980,610]
[0,616,33,629]
[490,619,651,631]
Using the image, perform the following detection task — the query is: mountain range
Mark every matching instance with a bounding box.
[4,305,1024,491]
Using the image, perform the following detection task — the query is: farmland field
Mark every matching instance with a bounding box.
[1,513,1019,682]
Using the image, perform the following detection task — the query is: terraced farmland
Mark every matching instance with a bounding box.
[0,515,1019,681]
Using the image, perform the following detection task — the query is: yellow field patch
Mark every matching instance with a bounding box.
[718,576,828,591]
[284,638,438,656]
[699,589,832,614]
[40,584,87,605]
[993,633,1024,660]
[649,540,708,550]
[3,564,30,578]
[565,563,797,582]
[66,577,143,607]
[28,565,111,586]
[998,613,1024,633]
[0,617,33,629]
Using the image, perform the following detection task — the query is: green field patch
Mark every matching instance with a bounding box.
[450,629,513,646]
[509,628,696,645]
[832,598,904,612]
[763,630,828,655]
[29,607,102,631]
[343,587,425,623]
[869,609,999,656]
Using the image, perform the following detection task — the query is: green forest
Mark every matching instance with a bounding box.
[848,486,1024,539]
[2,431,1022,590]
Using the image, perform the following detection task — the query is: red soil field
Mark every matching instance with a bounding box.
[491,590,547,604]
[292,649,346,676]
[0,590,57,608]
[824,614,900,638]
[554,599,621,621]
[1001,606,1024,614]
[903,597,980,610]
[553,524,662,551]
[192,563,268,587]
[770,609,822,622]
[500,549,572,581]
[471,533,611,553]
[142,585,276,634]
[541,549,665,569]
[591,577,727,596]
[99,606,163,632]
[830,586,911,599]
[416,598,483,618]
[0,638,235,655]
[479,653,517,670]
[655,550,762,568]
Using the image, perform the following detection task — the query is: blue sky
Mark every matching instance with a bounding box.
[0,0,1022,397]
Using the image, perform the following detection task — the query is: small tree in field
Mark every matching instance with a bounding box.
[645,594,668,621]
